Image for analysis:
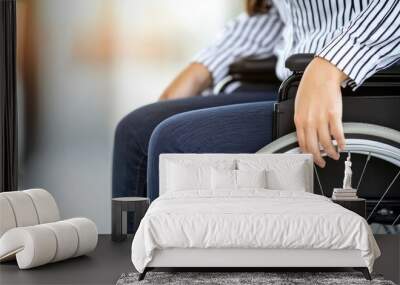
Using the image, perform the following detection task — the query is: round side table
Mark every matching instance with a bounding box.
[112,197,149,242]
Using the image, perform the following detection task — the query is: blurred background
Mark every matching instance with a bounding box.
[16,0,243,233]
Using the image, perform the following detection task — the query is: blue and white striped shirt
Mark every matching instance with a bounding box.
[194,0,400,90]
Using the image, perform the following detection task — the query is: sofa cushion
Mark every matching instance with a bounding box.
[0,196,17,237]
[0,189,60,237]
[24,189,60,224]
[0,191,39,228]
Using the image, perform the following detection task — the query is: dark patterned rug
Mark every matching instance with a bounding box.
[116,272,396,285]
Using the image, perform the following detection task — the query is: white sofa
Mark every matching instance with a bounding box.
[0,189,97,269]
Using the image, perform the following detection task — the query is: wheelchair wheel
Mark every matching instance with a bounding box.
[257,123,400,226]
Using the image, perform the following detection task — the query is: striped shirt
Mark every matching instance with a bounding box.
[193,0,400,90]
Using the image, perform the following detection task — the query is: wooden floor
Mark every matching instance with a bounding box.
[0,235,133,285]
[374,234,400,284]
[1,234,398,285]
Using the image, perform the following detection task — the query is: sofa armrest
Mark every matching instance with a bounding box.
[0,218,97,269]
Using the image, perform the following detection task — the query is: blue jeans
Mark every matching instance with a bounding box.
[112,91,277,201]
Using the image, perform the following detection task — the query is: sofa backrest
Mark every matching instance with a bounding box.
[159,154,313,195]
[0,189,60,237]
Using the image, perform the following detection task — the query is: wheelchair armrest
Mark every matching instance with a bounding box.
[214,56,280,94]
[229,56,277,74]
[285,53,400,76]
[285,53,315,73]
[226,56,280,86]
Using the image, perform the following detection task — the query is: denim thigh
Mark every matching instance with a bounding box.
[112,91,276,198]
[147,100,276,200]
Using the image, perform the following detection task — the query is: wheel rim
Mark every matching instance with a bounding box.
[258,123,400,226]
[279,139,400,167]
[258,123,400,166]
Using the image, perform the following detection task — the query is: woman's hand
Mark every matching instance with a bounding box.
[294,57,348,168]
[159,63,212,100]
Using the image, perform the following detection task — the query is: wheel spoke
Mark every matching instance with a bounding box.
[392,213,400,226]
[367,169,400,222]
[313,165,325,196]
[258,123,400,225]
[356,152,371,190]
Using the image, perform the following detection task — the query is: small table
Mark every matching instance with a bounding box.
[331,198,366,218]
[112,197,149,242]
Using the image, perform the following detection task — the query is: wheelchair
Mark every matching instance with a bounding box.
[216,54,400,229]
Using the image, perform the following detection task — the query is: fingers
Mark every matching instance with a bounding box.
[295,115,324,166]
[297,122,342,167]
[305,126,326,168]
[295,118,306,153]
[329,113,346,152]
[296,120,344,167]
[318,124,339,160]
[293,57,346,167]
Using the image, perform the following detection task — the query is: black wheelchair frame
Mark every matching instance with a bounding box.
[274,53,400,140]
[217,54,400,225]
